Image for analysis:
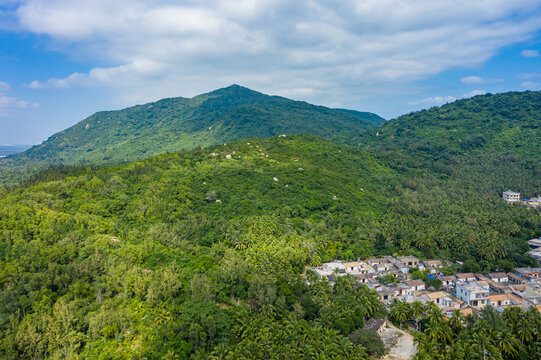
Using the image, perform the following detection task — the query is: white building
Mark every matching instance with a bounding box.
[456,281,490,308]
[489,294,511,308]
[503,190,520,202]
[488,273,508,283]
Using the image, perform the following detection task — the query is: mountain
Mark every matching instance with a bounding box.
[365,91,541,161]
[0,85,384,179]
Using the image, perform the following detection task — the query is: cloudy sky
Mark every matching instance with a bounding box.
[1,0,540,144]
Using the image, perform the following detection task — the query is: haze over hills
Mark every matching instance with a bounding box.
[0,145,31,157]
[0,85,384,173]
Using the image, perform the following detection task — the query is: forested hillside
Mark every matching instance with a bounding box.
[364,91,541,169]
[0,134,539,358]
[0,85,384,185]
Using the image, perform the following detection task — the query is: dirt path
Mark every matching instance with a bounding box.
[380,322,417,360]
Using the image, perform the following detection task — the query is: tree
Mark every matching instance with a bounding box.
[411,301,426,330]
[191,274,215,303]
[348,328,385,357]
[390,300,411,329]
[448,309,463,332]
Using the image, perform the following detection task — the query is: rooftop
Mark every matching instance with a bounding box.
[528,238,541,247]
[365,318,386,332]
[489,294,510,302]
[440,275,456,281]
[460,308,474,316]
[426,291,448,300]
[458,281,489,293]
[515,267,541,274]
[507,294,522,304]
[524,296,541,305]
[398,256,419,262]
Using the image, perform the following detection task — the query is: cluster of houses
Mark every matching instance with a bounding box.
[502,190,541,208]
[310,256,541,317]
[528,238,541,265]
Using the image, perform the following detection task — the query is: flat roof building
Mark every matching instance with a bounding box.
[456,281,490,308]
[503,190,521,202]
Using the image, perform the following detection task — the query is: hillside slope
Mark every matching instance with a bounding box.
[0,135,539,358]
[0,85,383,174]
[365,91,541,161]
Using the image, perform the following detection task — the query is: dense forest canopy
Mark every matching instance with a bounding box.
[0,90,540,358]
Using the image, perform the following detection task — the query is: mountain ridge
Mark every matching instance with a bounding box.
[0,85,384,181]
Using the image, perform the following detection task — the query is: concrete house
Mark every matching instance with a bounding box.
[455,273,476,283]
[422,260,443,269]
[422,292,461,312]
[352,273,376,284]
[365,318,387,334]
[522,296,541,313]
[456,281,490,308]
[343,261,374,274]
[439,275,457,287]
[406,279,425,291]
[489,294,511,308]
[373,262,394,273]
[514,268,541,281]
[503,190,520,202]
[528,238,541,248]
[527,248,541,265]
[507,272,528,284]
[398,256,420,267]
[488,273,508,283]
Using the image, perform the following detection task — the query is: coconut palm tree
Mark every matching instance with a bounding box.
[496,330,519,358]
[516,321,534,345]
[449,309,464,332]
[411,301,426,330]
[390,300,411,329]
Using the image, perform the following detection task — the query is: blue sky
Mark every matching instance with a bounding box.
[1,0,541,145]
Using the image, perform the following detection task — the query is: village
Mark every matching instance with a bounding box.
[310,249,541,319]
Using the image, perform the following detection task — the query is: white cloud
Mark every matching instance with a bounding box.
[408,96,457,106]
[520,81,541,89]
[518,73,541,79]
[0,81,10,92]
[28,60,168,89]
[521,49,540,57]
[408,89,486,107]
[462,89,487,97]
[461,76,503,84]
[0,81,39,116]
[15,1,541,108]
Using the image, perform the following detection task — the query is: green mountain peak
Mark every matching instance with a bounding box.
[0,85,384,184]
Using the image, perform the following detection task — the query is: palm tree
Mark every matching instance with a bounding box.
[516,321,534,344]
[424,322,443,342]
[411,301,426,330]
[496,331,519,358]
[502,307,521,328]
[449,309,464,332]
[390,300,411,329]
[426,302,444,324]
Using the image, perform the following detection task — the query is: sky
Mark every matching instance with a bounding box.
[0,0,540,145]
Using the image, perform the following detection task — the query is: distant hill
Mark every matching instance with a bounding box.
[0,145,31,157]
[0,85,384,179]
[364,91,541,161]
